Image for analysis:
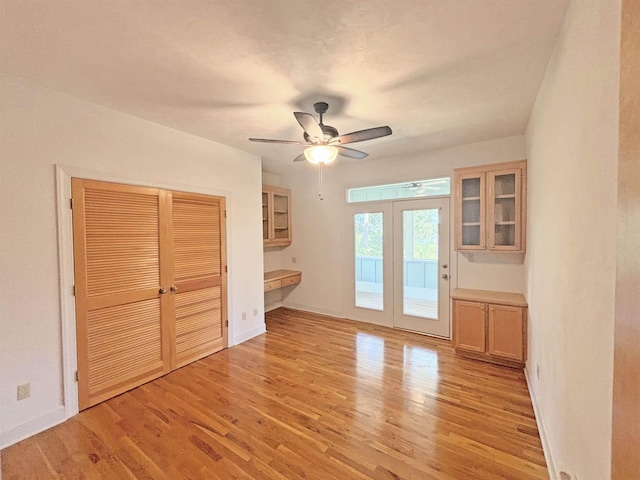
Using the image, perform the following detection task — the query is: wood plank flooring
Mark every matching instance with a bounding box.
[1,308,548,479]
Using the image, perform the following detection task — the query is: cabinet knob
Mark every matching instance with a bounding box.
[159,288,167,294]
[442,274,449,280]
[170,285,178,292]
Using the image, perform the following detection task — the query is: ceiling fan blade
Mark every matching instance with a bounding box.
[293,152,306,162]
[337,146,369,160]
[329,126,392,145]
[293,112,324,142]
[248,138,305,144]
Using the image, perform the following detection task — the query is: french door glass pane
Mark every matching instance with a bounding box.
[402,209,438,319]
[354,212,383,311]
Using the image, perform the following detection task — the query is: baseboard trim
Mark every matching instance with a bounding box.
[0,406,67,450]
[233,323,266,345]
[265,301,282,313]
[524,368,557,480]
[280,302,345,319]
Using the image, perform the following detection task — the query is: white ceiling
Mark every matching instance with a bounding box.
[0,0,569,174]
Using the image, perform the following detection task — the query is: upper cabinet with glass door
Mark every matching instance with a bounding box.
[454,160,526,252]
[263,185,292,247]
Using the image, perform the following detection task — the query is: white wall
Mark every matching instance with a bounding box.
[277,135,527,318]
[0,73,265,447]
[524,0,620,478]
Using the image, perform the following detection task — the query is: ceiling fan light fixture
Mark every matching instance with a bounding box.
[304,145,338,164]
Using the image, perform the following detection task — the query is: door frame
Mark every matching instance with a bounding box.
[344,201,394,327]
[343,196,452,335]
[55,165,232,418]
[392,197,451,337]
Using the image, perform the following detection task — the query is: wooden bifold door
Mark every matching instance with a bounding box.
[71,179,227,410]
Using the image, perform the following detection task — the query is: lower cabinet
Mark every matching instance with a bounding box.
[452,289,527,368]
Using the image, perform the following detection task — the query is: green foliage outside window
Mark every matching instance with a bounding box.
[355,210,438,260]
[355,213,383,257]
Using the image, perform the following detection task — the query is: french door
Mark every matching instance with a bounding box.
[346,197,450,337]
[72,179,227,409]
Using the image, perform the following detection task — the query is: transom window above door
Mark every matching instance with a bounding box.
[347,177,450,203]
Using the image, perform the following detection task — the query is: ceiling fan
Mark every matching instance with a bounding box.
[249,102,392,164]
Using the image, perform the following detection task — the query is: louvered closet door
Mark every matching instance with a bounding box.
[72,179,171,410]
[169,192,227,368]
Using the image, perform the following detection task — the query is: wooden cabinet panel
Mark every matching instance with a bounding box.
[454,300,486,353]
[454,160,526,252]
[264,279,282,292]
[488,304,524,361]
[451,289,527,368]
[281,273,302,287]
[263,185,292,247]
[263,270,301,292]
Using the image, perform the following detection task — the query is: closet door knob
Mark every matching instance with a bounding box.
[159,288,167,294]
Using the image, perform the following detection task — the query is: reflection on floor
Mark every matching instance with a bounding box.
[1,308,547,479]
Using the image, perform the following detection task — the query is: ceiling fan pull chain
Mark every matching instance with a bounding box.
[318,163,324,201]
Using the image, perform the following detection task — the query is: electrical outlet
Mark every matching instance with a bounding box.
[17,383,31,401]
[537,364,540,380]
[253,308,258,316]
[291,257,297,263]
[241,312,247,320]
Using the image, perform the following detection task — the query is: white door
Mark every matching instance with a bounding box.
[345,202,393,326]
[345,197,450,337]
[393,198,450,337]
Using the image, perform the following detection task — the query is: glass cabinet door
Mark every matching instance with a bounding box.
[457,173,486,249]
[487,169,521,250]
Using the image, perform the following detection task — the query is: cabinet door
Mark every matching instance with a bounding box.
[171,192,227,369]
[454,173,486,250]
[263,185,292,247]
[487,304,523,361]
[487,168,522,251]
[72,179,169,410]
[453,300,486,353]
[272,191,291,243]
[262,191,271,242]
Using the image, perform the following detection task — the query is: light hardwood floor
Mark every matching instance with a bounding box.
[1,308,547,479]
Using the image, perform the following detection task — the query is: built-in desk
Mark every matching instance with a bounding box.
[264,269,302,292]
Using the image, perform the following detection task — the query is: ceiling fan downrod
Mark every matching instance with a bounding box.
[314,101,329,125]
[318,163,324,201]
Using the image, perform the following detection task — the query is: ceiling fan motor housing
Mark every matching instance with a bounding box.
[304,124,338,143]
